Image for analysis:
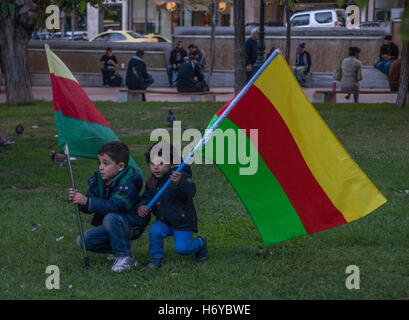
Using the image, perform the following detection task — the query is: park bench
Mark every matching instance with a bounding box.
[312,90,408,103]
[117,89,221,103]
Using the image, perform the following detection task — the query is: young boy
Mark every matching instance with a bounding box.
[69,141,150,272]
[138,142,207,268]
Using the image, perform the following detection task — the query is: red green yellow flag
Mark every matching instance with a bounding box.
[45,44,142,177]
[204,53,386,247]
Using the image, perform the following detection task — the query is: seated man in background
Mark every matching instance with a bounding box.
[388,57,409,92]
[176,58,209,93]
[126,49,154,101]
[100,47,118,87]
[375,35,399,77]
[292,42,312,87]
[187,44,206,72]
[167,40,187,87]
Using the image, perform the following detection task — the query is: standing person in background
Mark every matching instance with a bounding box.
[167,40,187,87]
[100,48,118,87]
[245,28,258,82]
[375,35,399,77]
[340,47,363,103]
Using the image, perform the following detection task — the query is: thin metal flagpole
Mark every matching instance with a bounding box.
[64,143,90,267]
[146,49,282,210]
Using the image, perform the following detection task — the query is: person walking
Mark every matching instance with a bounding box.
[340,47,363,103]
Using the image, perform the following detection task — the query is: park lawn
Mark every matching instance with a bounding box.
[0,100,408,300]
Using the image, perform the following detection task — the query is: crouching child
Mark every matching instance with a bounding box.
[68,141,150,272]
[138,142,207,269]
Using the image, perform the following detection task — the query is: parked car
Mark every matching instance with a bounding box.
[88,30,168,43]
[50,31,88,40]
[290,9,347,28]
[146,33,171,43]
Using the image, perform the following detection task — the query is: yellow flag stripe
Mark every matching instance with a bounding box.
[254,55,386,222]
[45,44,78,83]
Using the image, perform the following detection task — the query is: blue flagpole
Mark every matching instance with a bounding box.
[146,49,282,210]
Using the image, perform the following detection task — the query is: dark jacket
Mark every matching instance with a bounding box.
[379,43,399,61]
[169,48,187,65]
[245,37,258,66]
[79,166,149,227]
[188,47,206,71]
[176,60,209,92]
[139,165,198,232]
[126,56,152,90]
[295,51,312,73]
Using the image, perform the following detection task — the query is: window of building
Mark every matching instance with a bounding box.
[291,14,310,26]
[375,8,391,22]
[315,12,332,24]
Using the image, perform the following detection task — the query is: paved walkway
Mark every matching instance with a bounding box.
[0,86,401,104]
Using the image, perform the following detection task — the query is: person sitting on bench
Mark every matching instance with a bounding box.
[126,49,154,101]
[176,58,209,93]
[375,35,399,77]
[340,47,363,103]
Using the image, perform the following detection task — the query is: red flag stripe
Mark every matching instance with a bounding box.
[51,74,111,128]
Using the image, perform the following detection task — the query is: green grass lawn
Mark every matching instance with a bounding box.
[0,101,408,299]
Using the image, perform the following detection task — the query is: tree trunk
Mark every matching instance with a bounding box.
[234,0,246,95]
[395,0,409,108]
[207,1,216,88]
[0,1,36,106]
[395,40,408,108]
[285,0,291,63]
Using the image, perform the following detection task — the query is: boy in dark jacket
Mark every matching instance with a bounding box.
[69,141,150,272]
[138,142,207,268]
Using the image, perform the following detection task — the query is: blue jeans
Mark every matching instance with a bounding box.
[166,65,178,85]
[76,213,143,257]
[375,60,393,76]
[341,86,359,103]
[149,220,203,259]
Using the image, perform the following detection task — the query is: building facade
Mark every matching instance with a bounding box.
[86,0,406,39]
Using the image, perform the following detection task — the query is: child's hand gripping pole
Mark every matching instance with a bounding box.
[64,143,90,268]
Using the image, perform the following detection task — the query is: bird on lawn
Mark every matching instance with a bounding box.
[50,150,67,167]
[15,124,24,135]
[167,110,175,127]
[0,136,14,147]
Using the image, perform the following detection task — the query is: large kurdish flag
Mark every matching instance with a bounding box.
[45,44,142,177]
[205,53,386,247]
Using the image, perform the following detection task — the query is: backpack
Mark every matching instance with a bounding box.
[109,74,122,87]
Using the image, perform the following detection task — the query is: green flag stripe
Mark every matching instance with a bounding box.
[206,117,307,246]
[55,111,143,178]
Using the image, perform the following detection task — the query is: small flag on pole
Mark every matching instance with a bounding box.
[44,44,143,177]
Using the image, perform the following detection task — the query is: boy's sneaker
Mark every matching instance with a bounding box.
[111,255,137,272]
[107,254,116,261]
[195,237,207,262]
[147,257,162,269]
